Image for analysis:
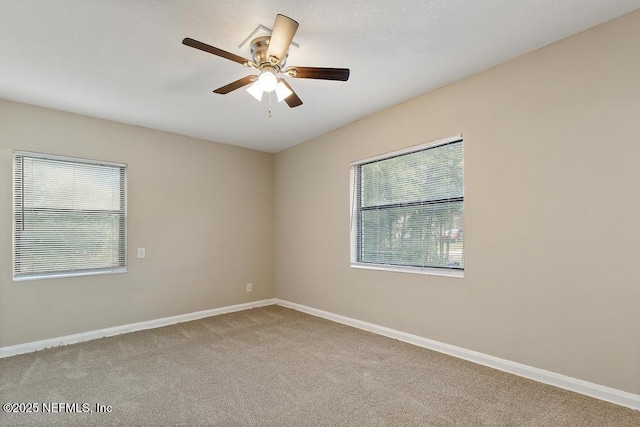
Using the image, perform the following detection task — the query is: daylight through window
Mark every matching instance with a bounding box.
[13,152,127,280]
[351,137,464,274]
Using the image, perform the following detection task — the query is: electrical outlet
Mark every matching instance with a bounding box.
[246,283,252,292]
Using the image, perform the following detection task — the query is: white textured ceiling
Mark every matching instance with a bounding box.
[1,1,639,152]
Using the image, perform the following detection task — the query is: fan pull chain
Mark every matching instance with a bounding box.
[268,92,273,118]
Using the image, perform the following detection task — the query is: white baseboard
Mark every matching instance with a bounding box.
[275,299,640,411]
[0,298,276,359]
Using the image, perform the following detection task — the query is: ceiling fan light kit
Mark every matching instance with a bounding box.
[182,14,350,109]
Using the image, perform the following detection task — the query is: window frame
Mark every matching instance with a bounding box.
[12,151,128,281]
[350,134,464,278]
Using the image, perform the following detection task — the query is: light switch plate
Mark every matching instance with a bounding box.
[137,248,146,259]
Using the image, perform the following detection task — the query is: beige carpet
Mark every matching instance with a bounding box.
[0,305,638,426]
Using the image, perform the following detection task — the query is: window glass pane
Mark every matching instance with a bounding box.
[360,202,464,268]
[23,158,122,211]
[17,212,123,272]
[361,142,463,207]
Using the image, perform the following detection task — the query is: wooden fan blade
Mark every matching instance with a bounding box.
[288,66,350,81]
[213,75,257,94]
[182,37,250,65]
[280,80,303,108]
[266,14,299,66]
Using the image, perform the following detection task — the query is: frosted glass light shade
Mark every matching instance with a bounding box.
[246,82,263,101]
[275,81,293,102]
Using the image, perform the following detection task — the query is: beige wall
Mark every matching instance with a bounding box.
[275,10,640,395]
[0,100,274,347]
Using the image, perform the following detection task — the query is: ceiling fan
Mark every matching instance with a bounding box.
[182,14,350,108]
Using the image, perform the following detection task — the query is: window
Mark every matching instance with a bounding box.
[13,152,127,280]
[350,136,464,276]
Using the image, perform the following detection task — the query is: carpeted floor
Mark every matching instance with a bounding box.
[0,305,638,426]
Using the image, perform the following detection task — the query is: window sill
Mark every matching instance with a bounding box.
[350,263,464,278]
[13,267,127,282]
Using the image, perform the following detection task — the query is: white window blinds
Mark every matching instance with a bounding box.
[13,152,127,280]
[352,138,464,271]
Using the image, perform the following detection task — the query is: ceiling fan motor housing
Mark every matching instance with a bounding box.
[250,36,287,69]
